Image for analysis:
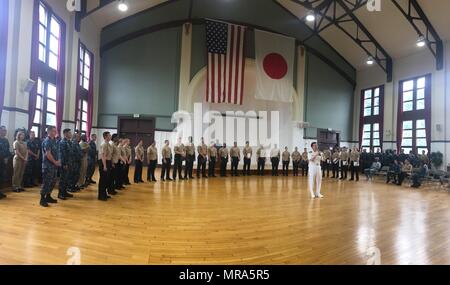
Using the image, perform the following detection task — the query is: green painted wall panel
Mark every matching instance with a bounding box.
[98,27,181,129]
[305,53,354,141]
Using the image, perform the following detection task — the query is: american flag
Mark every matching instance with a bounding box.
[206,20,247,105]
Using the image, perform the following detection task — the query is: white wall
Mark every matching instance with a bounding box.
[1,0,101,147]
[354,41,450,168]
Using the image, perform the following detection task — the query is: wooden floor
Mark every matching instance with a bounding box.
[1,169,450,265]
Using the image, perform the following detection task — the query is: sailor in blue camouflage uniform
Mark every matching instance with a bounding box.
[0,126,11,199]
[69,131,83,192]
[58,129,75,200]
[40,126,61,207]
[86,133,97,184]
[23,130,40,187]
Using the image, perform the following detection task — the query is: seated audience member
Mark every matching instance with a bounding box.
[411,163,429,188]
[398,159,413,186]
[364,157,381,181]
[386,160,401,184]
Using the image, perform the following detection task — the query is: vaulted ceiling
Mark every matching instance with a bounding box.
[84,0,449,74]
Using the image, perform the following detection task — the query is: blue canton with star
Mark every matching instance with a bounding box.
[206,20,228,55]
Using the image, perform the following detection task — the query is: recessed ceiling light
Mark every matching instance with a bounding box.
[416,36,426,47]
[118,0,128,12]
[306,12,315,22]
[366,56,374,65]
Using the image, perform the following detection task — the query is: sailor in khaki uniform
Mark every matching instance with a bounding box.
[270,144,280,176]
[161,140,172,181]
[331,148,340,179]
[322,148,331,178]
[308,142,323,199]
[300,148,309,176]
[242,141,252,176]
[282,147,290,176]
[98,132,113,201]
[124,139,132,185]
[208,143,217,177]
[109,135,120,193]
[197,138,208,178]
[117,139,127,189]
[291,147,301,176]
[349,146,360,181]
[256,145,266,176]
[230,142,241,176]
[184,136,195,179]
[219,143,229,177]
[146,142,158,182]
[173,137,186,181]
[134,140,144,183]
[340,147,349,180]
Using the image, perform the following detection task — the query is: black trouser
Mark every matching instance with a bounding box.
[398,172,409,185]
[134,160,143,182]
[341,162,348,179]
[23,159,37,185]
[161,158,171,180]
[257,158,265,175]
[387,171,399,184]
[293,161,299,176]
[322,161,331,177]
[231,157,239,176]
[173,154,183,179]
[124,163,130,184]
[332,162,340,178]
[184,154,195,178]
[243,158,251,175]
[411,173,423,187]
[271,158,279,176]
[220,157,228,176]
[147,160,157,181]
[350,161,359,181]
[98,160,111,199]
[300,161,308,176]
[282,160,289,176]
[208,157,216,177]
[112,162,121,189]
[197,155,207,177]
[86,157,96,182]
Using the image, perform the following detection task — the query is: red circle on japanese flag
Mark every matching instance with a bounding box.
[263,53,288,79]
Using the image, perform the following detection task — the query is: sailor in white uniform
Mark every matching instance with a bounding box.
[308,142,324,199]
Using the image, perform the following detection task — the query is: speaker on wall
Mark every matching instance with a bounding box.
[21,78,36,93]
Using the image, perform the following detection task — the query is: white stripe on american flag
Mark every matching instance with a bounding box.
[237,27,245,105]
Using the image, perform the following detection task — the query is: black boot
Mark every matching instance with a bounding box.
[57,192,67,200]
[40,194,49,207]
[46,194,58,203]
[0,192,6,199]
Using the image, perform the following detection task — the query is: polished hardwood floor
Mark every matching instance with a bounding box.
[0,169,449,265]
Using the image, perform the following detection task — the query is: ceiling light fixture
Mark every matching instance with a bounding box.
[306,12,315,22]
[118,0,128,12]
[416,36,426,47]
[366,56,374,65]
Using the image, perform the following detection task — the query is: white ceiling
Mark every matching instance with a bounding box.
[86,0,169,29]
[85,0,450,71]
[278,0,450,71]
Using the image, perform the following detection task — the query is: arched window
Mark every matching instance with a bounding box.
[397,75,431,154]
[30,0,66,137]
[359,85,384,152]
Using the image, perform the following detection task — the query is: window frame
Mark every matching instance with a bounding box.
[32,1,64,138]
[360,85,384,152]
[76,42,92,135]
[398,74,431,154]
